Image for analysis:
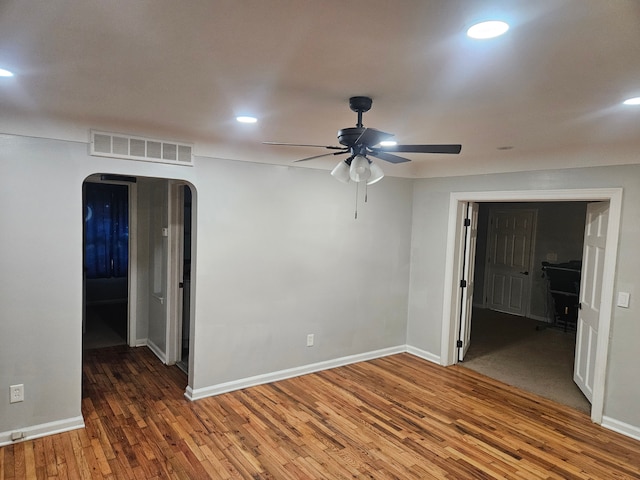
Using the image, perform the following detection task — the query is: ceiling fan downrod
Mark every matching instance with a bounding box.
[349,96,372,128]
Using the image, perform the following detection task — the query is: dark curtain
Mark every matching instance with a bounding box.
[84,183,129,279]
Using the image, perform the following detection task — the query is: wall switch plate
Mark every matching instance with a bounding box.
[306,334,314,347]
[10,384,24,403]
[617,292,630,308]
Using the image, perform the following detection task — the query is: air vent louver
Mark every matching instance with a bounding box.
[90,130,193,166]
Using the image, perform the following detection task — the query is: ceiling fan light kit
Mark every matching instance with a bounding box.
[330,155,385,186]
[367,160,385,185]
[349,155,371,182]
[330,159,351,184]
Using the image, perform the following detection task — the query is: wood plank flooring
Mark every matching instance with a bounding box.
[1,346,639,479]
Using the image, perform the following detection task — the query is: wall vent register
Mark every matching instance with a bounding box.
[90,130,193,166]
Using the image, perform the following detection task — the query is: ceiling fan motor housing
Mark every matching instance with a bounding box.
[337,127,367,147]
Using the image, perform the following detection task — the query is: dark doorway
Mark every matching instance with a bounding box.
[83,181,129,349]
[177,185,192,373]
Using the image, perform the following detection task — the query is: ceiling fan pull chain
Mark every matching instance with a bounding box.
[364,182,368,203]
[354,182,359,219]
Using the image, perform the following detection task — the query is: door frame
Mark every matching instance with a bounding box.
[441,188,622,424]
[128,181,138,346]
[166,181,196,381]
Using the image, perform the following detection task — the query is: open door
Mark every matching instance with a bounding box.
[166,182,194,373]
[177,185,192,374]
[574,202,608,402]
[485,208,536,317]
[458,202,479,361]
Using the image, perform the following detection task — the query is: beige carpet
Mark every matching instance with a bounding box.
[460,308,591,414]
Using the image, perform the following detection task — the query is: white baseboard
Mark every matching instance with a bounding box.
[186,345,406,401]
[0,416,85,447]
[602,416,640,441]
[134,338,148,348]
[146,338,167,364]
[10,348,636,448]
[405,346,441,365]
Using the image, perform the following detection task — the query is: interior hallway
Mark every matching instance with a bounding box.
[83,303,127,350]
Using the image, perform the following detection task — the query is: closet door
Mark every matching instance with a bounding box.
[485,209,536,317]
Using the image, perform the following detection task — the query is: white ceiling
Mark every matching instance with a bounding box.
[1,0,639,178]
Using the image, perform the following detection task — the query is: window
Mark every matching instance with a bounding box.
[84,183,129,279]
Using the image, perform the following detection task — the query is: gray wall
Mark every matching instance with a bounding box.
[529,202,587,319]
[1,134,638,441]
[0,135,413,441]
[407,164,640,430]
[189,158,413,391]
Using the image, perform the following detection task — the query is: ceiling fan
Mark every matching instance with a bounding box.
[264,96,461,185]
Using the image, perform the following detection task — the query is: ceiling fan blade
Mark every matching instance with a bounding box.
[381,144,462,154]
[368,150,411,164]
[354,128,394,147]
[294,151,348,163]
[263,142,345,150]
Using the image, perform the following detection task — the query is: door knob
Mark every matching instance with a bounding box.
[520,271,529,275]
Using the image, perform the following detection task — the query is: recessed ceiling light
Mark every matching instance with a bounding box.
[623,97,640,106]
[467,21,510,39]
[379,140,397,147]
[236,116,258,124]
[0,68,14,77]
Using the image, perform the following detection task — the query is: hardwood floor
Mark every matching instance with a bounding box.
[2,346,639,479]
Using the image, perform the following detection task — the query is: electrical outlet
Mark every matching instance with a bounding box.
[10,384,24,404]
[306,334,314,347]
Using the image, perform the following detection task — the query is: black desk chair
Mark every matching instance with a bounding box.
[541,261,582,332]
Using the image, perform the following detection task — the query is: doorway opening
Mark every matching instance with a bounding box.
[442,189,622,424]
[458,201,590,412]
[82,175,196,392]
[82,177,132,350]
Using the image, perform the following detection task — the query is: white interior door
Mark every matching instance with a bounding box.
[146,180,170,361]
[485,209,535,316]
[166,182,185,366]
[574,202,608,402]
[458,202,479,361]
